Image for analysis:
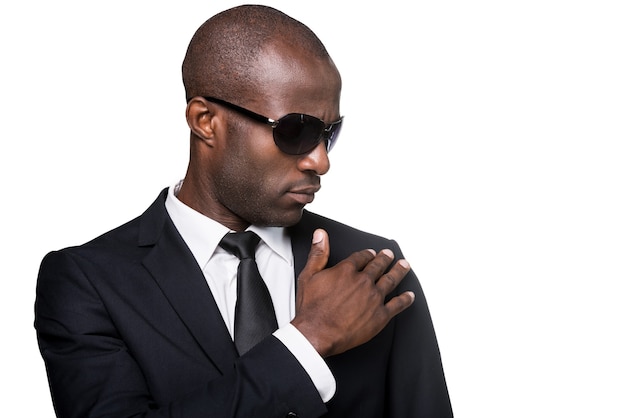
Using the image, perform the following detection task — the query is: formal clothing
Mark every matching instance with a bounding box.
[164,184,295,333]
[35,188,453,417]
[218,230,279,354]
[165,183,335,400]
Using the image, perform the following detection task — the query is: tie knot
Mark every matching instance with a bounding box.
[219,231,261,260]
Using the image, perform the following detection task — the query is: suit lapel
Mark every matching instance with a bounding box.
[139,190,237,374]
[136,195,321,372]
[289,211,316,279]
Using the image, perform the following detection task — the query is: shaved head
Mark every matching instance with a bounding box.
[178,5,342,230]
[182,5,332,103]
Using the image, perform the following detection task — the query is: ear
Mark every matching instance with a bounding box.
[186,97,218,142]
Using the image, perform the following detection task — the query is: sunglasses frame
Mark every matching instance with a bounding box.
[197,96,343,155]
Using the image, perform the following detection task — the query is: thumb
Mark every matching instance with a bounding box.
[300,229,330,278]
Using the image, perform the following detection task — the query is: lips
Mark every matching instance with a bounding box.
[286,184,321,205]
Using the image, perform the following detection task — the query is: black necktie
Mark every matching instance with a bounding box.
[219,231,278,355]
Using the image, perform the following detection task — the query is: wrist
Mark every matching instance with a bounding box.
[290,318,335,358]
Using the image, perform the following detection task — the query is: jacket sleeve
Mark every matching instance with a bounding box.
[34,250,327,418]
[384,241,454,417]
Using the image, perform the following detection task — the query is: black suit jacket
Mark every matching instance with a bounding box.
[35,189,452,417]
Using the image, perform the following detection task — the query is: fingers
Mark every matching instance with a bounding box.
[361,248,395,279]
[375,258,411,295]
[301,231,411,300]
[384,290,416,317]
[358,249,411,296]
[300,229,330,278]
[293,239,416,357]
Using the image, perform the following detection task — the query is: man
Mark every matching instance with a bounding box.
[35,5,452,417]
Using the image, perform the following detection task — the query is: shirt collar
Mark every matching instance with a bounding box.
[164,182,292,269]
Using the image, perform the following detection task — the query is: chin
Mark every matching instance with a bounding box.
[263,207,305,227]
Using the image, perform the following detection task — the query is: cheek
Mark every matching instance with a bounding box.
[219,140,286,200]
[219,123,297,200]
[234,130,290,190]
[241,159,288,196]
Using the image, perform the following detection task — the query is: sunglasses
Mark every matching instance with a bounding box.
[197,96,343,155]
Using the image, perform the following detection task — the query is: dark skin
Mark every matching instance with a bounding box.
[178,38,414,358]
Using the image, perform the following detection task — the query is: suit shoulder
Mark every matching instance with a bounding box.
[50,189,168,258]
[40,215,143,274]
[298,210,396,252]
[71,215,142,252]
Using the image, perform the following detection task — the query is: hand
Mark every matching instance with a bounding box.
[291,229,415,357]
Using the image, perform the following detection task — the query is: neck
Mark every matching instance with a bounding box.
[176,178,251,232]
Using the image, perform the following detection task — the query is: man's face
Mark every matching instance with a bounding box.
[207,42,342,228]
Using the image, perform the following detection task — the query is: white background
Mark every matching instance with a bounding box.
[1,1,625,416]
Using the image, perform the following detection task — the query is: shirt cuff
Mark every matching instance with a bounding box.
[273,323,336,402]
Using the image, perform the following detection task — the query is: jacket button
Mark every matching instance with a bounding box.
[286,413,298,417]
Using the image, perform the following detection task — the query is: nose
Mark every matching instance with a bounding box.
[296,141,330,175]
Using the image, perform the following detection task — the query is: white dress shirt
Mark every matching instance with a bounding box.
[165,182,335,402]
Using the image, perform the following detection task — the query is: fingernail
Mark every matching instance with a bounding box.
[382,249,394,259]
[398,259,410,269]
[312,230,324,244]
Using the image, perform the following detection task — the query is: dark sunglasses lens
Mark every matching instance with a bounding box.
[274,114,325,155]
[325,120,342,153]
